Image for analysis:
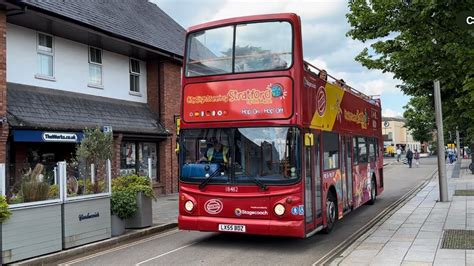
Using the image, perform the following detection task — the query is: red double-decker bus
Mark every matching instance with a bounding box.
[178,13,383,238]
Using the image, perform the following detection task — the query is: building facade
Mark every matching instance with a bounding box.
[382,117,424,153]
[0,0,184,195]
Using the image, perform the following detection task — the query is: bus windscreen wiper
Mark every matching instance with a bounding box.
[199,166,221,190]
[248,176,268,191]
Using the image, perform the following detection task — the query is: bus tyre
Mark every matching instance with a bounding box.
[368,178,376,205]
[323,192,337,234]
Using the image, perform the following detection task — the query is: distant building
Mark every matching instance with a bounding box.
[382,117,425,152]
[0,0,185,195]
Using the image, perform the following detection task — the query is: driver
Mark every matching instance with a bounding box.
[201,139,229,164]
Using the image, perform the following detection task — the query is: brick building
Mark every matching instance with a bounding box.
[0,0,184,195]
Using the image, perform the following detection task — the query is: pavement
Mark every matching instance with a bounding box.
[331,158,474,266]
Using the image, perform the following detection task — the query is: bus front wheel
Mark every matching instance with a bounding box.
[323,192,337,234]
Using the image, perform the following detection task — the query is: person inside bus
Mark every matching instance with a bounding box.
[270,54,287,69]
[200,139,230,165]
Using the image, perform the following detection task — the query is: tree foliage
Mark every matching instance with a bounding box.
[403,95,435,143]
[347,0,474,144]
[76,127,113,166]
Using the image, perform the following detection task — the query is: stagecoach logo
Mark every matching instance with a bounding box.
[204,199,223,214]
[316,86,327,117]
[234,208,268,216]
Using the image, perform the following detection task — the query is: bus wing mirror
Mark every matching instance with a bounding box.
[304,133,314,147]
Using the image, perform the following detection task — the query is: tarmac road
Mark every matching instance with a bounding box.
[59,157,438,266]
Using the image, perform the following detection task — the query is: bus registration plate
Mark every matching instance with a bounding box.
[218,224,246,232]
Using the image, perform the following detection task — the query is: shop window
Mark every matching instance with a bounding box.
[120,141,158,181]
[323,132,339,170]
[89,47,103,86]
[129,59,140,93]
[37,32,54,78]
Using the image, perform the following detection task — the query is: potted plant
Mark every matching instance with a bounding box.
[0,195,12,264]
[112,175,155,228]
[110,190,137,236]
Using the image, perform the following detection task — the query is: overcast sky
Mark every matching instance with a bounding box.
[153,0,409,117]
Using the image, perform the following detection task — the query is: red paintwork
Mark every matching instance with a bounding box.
[179,13,383,238]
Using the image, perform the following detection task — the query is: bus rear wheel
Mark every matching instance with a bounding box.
[323,192,337,234]
[367,178,376,205]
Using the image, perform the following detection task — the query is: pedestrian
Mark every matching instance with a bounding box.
[414,149,420,167]
[396,146,402,162]
[406,148,413,168]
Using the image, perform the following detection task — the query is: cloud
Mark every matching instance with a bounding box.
[382,108,403,118]
[153,0,410,114]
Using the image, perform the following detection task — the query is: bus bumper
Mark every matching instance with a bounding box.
[178,215,305,238]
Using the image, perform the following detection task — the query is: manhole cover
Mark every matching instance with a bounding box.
[454,190,474,196]
[441,229,474,249]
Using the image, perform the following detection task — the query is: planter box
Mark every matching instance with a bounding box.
[63,196,111,249]
[125,192,152,228]
[111,214,125,236]
[1,203,62,264]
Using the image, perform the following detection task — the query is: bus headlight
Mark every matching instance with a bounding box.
[274,203,285,216]
[184,200,194,212]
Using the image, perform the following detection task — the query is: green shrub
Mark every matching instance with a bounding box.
[21,180,50,202]
[111,190,137,219]
[0,195,12,223]
[48,184,59,199]
[112,175,155,200]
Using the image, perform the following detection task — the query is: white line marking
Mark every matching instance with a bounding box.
[60,229,180,265]
[135,242,198,265]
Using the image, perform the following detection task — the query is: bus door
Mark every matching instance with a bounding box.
[304,131,322,232]
[343,137,353,209]
[304,131,314,232]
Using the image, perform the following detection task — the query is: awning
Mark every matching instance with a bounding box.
[7,83,169,136]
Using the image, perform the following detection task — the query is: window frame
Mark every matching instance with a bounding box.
[88,46,103,86]
[36,32,54,78]
[129,58,141,93]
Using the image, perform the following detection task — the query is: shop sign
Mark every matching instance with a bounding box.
[13,130,84,143]
[42,132,78,142]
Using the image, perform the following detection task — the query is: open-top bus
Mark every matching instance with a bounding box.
[178,13,383,237]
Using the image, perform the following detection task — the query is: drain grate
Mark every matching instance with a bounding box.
[454,190,474,196]
[441,229,474,249]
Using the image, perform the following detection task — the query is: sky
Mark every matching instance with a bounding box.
[153,0,409,118]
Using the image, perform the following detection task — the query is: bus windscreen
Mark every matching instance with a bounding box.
[186,21,293,77]
[180,127,300,185]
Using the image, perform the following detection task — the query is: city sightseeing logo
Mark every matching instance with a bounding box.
[186,83,287,106]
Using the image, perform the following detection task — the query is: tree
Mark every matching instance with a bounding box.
[403,95,435,143]
[346,0,474,144]
[76,127,113,166]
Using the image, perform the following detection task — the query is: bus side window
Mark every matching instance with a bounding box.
[353,137,359,164]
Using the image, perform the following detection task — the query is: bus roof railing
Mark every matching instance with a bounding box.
[303,61,379,104]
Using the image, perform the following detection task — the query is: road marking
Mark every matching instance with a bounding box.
[60,229,180,265]
[135,242,198,265]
